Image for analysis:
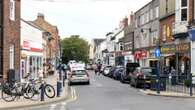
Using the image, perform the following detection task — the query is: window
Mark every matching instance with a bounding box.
[9,45,14,69]
[150,9,153,20]
[146,12,149,23]
[155,7,159,18]
[181,8,187,21]
[9,0,15,21]
[162,25,166,41]
[181,0,187,7]
[180,0,188,21]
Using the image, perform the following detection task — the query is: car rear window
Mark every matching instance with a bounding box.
[72,70,87,75]
[141,68,156,75]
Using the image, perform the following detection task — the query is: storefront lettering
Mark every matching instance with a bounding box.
[176,43,190,52]
[160,46,175,54]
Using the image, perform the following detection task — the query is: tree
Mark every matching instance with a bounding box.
[61,35,90,64]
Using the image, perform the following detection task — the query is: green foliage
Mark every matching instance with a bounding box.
[184,79,191,87]
[61,35,90,64]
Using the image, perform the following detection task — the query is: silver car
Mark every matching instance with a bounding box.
[68,69,90,85]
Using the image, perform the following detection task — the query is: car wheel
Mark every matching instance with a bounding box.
[86,81,90,85]
[135,79,138,88]
[130,78,135,87]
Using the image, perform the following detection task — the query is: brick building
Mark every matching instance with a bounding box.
[0,0,21,79]
[33,13,60,71]
[159,0,176,73]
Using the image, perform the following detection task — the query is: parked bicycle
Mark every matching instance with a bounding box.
[1,73,56,102]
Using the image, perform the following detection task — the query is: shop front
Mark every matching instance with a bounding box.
[115,51,133,66]
[134,50,148,67]
[20,40,43,80]
[160,43,190,76]
[160,44,176,74]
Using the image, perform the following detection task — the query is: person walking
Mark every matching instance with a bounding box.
[97,62,102,76]
[93,63,98,75]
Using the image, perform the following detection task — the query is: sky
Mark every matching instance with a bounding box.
[21,0,152,41]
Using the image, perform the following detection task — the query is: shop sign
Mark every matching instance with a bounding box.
[122,51,132,56]
[134,50,148,60]
[141,50,147,58]
[134,51,142,60]
[160,45,175,54]
[176,43,190,52]
[115,51,122,57]
[22,40,30,50]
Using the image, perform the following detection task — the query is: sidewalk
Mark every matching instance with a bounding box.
[140,89,195,98]
[0,72,70,110]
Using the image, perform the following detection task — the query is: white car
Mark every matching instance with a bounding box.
[68,67,90,85]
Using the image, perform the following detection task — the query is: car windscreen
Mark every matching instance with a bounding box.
[72,70,87,75]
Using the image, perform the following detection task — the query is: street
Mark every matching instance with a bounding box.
[11,70,195,110]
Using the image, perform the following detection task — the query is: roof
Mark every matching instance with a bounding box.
[93,39,105,46]
[21,19,46,32]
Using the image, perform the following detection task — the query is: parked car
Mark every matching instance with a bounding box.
[86,64,93,70]
[120,63,140,83]
[68,64,90,85]
[113,66,125,80]
[130,67,156,88]
[102,66,112,76]
[107,67,117,78]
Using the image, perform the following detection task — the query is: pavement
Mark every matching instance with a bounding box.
[140,89,195,98]
[0,72,70,110]
[3,70,195,110]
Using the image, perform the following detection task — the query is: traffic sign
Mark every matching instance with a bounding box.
[155,48,161,58]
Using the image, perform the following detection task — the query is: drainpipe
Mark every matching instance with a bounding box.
[0,0,4,79]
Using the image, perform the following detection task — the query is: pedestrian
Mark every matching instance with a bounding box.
[38,69,44,82]
[93,63,98,75]
[97,62,102,76]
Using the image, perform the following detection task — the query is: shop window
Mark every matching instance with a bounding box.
[9,45,14,69]
[9,0,15,21]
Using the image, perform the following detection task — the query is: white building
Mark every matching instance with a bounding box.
[20,19,44,80]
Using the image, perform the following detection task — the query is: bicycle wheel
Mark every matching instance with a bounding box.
[26,84,40,100]
[1,86,16,102]
[44,84,55,98]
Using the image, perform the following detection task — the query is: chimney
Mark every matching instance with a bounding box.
[37,13,45,20]
[130,11,134,25]
[123,17,128,28]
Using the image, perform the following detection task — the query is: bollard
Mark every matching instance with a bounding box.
[59,69,62,81]
[40,83,45,101]
[57,81,62,97]
[190,73,193,96]
[63,75,65,87]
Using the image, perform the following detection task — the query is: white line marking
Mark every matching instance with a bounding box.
[49,104,57,110]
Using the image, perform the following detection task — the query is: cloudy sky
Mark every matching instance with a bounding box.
[21,0,152,40]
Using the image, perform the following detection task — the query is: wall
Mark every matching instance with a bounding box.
[3,0,21,79]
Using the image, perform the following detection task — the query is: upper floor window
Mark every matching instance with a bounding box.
[181,0,187,7]
[150,9,153,20]
[155,7,159,18]
[181,0,188,21]
[9,0,15,21]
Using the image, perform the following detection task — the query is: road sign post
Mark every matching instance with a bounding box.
[155,48,161,94]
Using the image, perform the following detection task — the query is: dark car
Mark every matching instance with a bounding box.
[130,67,157,88]
[120,63,140,83]
[112,66,124,80]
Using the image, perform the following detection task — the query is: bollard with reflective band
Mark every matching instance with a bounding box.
[40,83,45,101]
[57,81,62,97]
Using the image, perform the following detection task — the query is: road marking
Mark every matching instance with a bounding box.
[60,102,67,110]
[49,104,57,110]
